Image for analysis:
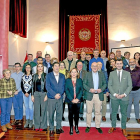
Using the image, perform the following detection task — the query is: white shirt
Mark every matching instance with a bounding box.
[53,72,59,83]
[114,69,127,97]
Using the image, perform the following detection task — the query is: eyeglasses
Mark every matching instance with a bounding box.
[26,67,31,69]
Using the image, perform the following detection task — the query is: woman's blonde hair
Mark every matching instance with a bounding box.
[50,57,58,65]
[68,68,79,79]
[3,69,11,76]
[36,63,44,74]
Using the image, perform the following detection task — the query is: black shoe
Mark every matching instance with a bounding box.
[11,120,19,125]
[96,128,103,134]
[56,128,64,134]
[62,117,65,121]
[59,128,64,133]
[75,126,79,134]
[18,120,22,126]
[69,127,73,135]
[117,114,120,121]
[79,117,84,121]
[43,128,47,131]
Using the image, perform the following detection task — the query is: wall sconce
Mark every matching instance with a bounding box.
[121,40,125,42]
[45,42,54,44]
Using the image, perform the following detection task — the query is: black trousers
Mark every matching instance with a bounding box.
[62,102,65,117]
[68,103,80,127]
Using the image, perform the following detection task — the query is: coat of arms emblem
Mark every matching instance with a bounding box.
[79,28,91,41]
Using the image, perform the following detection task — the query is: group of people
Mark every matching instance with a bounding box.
[0,49,140,137]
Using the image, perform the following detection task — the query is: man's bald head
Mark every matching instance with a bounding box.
[91,62,98,73]
[116,49,121,58]
[129,58,136,67]
[100,50,106,58]
[37,51,42,57]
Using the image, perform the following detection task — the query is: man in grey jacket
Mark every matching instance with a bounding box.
[108,59,132,137]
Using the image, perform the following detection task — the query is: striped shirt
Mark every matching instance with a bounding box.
[0,78,16,98]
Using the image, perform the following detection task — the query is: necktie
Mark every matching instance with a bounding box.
[118,71,120,83]
[80,71,82,79]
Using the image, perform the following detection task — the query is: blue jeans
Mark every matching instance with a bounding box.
[23,93,33,120]
[127,89,140,119]
[0,97,13,126]
[13,91,23,120]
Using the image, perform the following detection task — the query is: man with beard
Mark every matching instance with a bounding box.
[125,58,140,124]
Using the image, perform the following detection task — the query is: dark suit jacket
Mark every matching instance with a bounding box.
[46,72,65,99]
[65,78,83,104]
[79,70,87,101]
[83,71,107,101]
[123,59,129,69]
[80,70,87,80]
[101,70,109,93]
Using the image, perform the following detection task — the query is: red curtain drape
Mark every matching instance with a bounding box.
[59,0,69,61]
[59,0,108,61]
[9,0,27,38]
[100,1,108,54]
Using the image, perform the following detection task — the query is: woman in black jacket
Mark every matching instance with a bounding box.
[65,68,83,135]
[31,63,47,131]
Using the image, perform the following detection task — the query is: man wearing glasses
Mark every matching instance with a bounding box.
[116,50,125,60]
[84,62,107,134]
[63,51,76,72]
[11,63,23,125]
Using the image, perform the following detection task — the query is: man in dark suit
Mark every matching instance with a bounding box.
[76,61,87,121]
[43,54,52,69]
[46,62,65,137]
[108,59,132,137]
[123,51,130,69]
[83,62,107,134]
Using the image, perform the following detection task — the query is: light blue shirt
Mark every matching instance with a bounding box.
[92,71,99,90]
[46,62,51,68]
[11,71,23,92]
[102,57,108,71]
